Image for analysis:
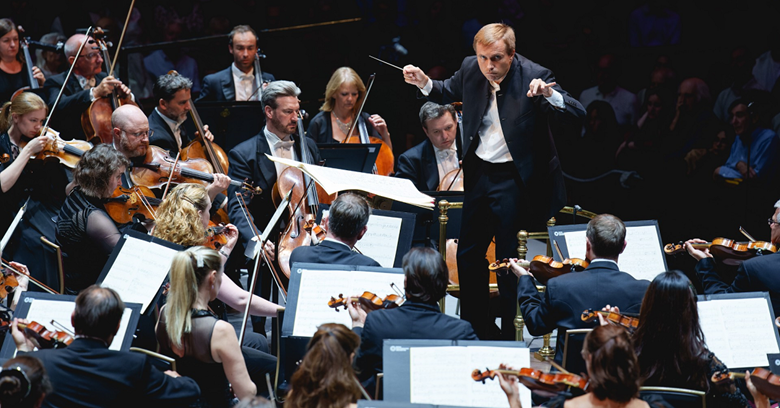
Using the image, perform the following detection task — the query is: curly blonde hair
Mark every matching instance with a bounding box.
[153,183,209,247]
[320,67,366,113]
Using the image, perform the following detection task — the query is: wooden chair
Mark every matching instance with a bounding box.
[39,236,65,294]
[639,386,706,408]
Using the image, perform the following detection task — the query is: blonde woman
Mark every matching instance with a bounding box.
[306,67,392,149]
[157,246,257,407]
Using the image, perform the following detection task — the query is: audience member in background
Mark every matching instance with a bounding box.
[285,323,362,408]
[617,88,675,175]
[714,98,778,184]
[0,356,51,408]
[35,33,66,78]
[143,20,201,94]
[664,78,720,161]
[752,30,780,92]
[713,46,762,124]
[578,54,638,128]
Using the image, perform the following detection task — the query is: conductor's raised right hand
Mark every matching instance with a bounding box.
[403,65,429,88]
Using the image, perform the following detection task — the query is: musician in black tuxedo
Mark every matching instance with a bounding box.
[395,102,462,191]
[511,214,650,363]
[289,193,380,269]
[403,23,586,339]
[148,73,215,155]
[685,200,780,317]
[43,33,133,141]
[348,247,478,388]
[197,25,275,102]
[11,285,201,408]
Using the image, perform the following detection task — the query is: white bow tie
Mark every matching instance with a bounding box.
[239,73,254,82]
[274,139,294,151]
[438,149,455,159]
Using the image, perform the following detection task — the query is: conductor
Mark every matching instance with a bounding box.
[403,23,585,339]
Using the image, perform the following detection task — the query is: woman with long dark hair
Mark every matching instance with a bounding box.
[0,19,44,104]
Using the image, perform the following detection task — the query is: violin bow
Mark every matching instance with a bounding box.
[552,240,566,261]
[160,152,182,201]
[44,27,93,134]
[0,198,28,252]
[343,73,376,143]
[1,259,59,295]
[109,0,136,76]
[740,226,757,243]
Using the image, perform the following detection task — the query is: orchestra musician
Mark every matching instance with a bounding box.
[157,247,257,407]
[288,193,380,269]
[0,355,52,408]
[306,67,392,149]
[196,25,275,103]
[510,214,650,363]
[395,102,461,191]
[42,33,134,141]
[685,199,780,317]
[0,19,44,104]
[11,285,201,407]
[403,23,586,339]
[148,73,215,155]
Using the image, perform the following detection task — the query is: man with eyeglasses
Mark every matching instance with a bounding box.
[43,33,134,141]
[685,200,780,317]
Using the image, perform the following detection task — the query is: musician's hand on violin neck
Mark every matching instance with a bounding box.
[684,238,712,261]
[402,65,428,88]
[11,318,34,352]
[346,297,367,328]
[508,258,530,278]
[496,363,522,408]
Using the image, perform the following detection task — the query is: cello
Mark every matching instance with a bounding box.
[342,73,394,176]
[10,26,42,101]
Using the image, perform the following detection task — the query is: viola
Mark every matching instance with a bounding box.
[104,185,160,224]
[581,309,639,333]
[471,368,588,395]
[342,73,394,176]
[18,127,92,169]
[712,368,780,400]
[329,291,404,312]
[664,238,776,265]
[205,222,228,250]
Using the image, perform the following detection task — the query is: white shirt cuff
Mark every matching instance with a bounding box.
[89,88,98,102]
[546,89,565,109]
[420,78,433,96]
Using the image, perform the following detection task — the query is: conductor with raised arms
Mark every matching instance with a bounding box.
[403,23,585,339]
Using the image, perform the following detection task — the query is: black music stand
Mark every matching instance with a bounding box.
[317,143,381,174]
[191,101,264,152]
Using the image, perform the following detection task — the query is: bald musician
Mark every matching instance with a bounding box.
[43,33,134,141]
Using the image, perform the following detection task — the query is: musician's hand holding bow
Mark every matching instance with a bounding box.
[402,65,429,89]
[527,79,557,98]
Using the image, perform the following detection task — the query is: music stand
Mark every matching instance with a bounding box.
[317,143,381,174]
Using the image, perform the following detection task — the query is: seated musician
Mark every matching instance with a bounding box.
[148,73,215,156]
[395,102,461,191]
[0,19,44,103]
[510,214,650,364]
[11,285,201,407]
[43,33,133,141]
[288,193,380,269]
[157,247,257,407]
[0,355,52,408]
[285,323,363,408]
[306,67,392,150]
[196,25,275,102]
[347,247,477,388]
[602,270,748,407]
[0,92,70,283]
[55,144,129,294]
[685,199,780,317]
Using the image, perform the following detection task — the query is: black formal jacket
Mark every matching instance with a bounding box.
[147,109,195,155]
[353,300,478,382]
[517,261,649,363]
[26,338,201,408]
[306,111,378,145]
[43,72,108,141]
[696,252,780,318]
[426,54,585,218]
[227,131,321,258]
[288,239,380,270]
[395,137,463,192]
[196,66,275,102]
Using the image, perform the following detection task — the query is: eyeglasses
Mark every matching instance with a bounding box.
[769,218,780,227]
[124,129,153,139]
[77,51,101,61]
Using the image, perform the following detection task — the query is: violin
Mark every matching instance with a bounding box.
[712,368,780,400]
[17,320,73,349]
[205,222,228,250]
[18,127,92,169]
[1,259,59,295]
[664,237,776,265]
[581,309,639,333]
[489,256,589,285]
[328,291,404,312]
[0,265,19,300]
[10,26,40,101]
[104,185,160,224]
[471,368,588,396]
[81,27,138,145]
[342,73,394,176]
[488,258,530,274]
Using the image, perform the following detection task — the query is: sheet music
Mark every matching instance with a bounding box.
[698,297,780,368]
[100,235,178,313]
[291,268,405,337]
[562,225,665,282]
[322,210,402,268]
[24,299,133,351]
[409,346,531,408]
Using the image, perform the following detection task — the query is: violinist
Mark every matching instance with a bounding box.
[148,73,215,155]
[307,67,392,150]
[346,248,477,393]
[0,92,69,282]
[197,25,275,103]
[11,285,201,407]
[55,144,129,295]
[42,33,134,141]
[685,199,780,318]
[395,102,461,191]
[288,193,380,270]
[600,271,749,407]
[0,19,44,104]
[511,214,649,364]
[403,23,585,340]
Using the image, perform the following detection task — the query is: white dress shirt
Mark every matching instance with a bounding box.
[434,143,459,183]
[154,108,186,150]
[264,126,297,178]
[232,63,258,102]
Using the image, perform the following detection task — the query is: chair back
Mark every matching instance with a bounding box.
[639,386,706,408]
[562,328,592,376]
[39,236,65,294]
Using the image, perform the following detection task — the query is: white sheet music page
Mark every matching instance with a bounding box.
[291,268,406,337]
[409,346,531,408]
[698,296,780,368]
[23,299,134,351]
[562,225,665,282]
[100,235,178,313]
[322,210,402,268]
